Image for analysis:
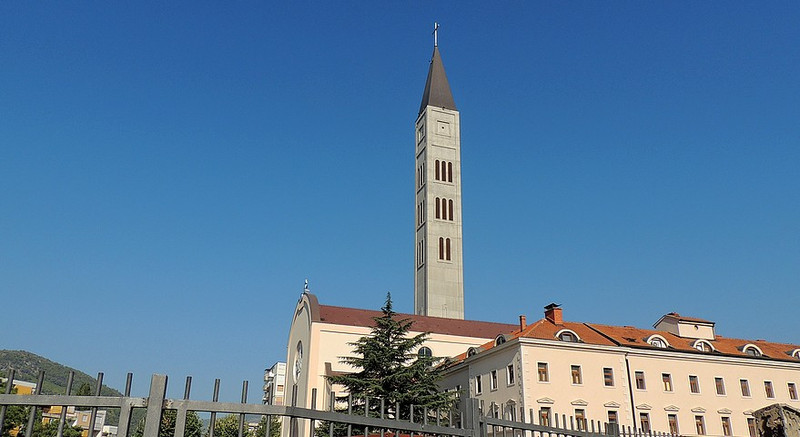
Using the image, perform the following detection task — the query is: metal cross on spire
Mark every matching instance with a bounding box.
[433,22,440,47]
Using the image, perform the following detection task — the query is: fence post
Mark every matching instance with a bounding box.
[462,399,482,437]
[24,370,45,437]
[118,373,135,437]
[238,381,248,437]
[174,376,192,437]
[87,373,104,437]
[56,371,75,437]
[143,375,168,437]
[0,369,17,437]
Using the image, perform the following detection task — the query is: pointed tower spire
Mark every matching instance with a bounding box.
[418,25,456,115]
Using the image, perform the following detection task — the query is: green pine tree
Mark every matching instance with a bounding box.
[317,293,457,436]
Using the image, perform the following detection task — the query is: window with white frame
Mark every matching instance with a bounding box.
[506,363,515,386]
[571,365,582,385]
[490,370,498,391]
[475,375,482,395]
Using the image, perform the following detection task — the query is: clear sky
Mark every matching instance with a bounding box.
[2,2,798,402]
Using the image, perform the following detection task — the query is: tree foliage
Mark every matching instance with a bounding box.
[1,375,27,437]
[132,409,203,437]
[317,293,457,436]
[253,416,281,437]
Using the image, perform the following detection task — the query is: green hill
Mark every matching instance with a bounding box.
[0,350,126,425]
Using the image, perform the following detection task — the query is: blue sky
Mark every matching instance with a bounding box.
[2,2,798,402]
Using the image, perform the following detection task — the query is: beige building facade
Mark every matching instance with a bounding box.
[440,306,800,437]
[284,292,516,437]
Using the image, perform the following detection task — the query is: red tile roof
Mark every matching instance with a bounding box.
[587,323,800,362]
[317,305,518,339]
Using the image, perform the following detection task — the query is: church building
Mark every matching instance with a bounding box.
[282,31,800,437]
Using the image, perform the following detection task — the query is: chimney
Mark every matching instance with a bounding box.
[544,303,563,325]
[519,315,527,331]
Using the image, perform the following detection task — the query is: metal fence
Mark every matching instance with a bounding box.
[1,371,679,437]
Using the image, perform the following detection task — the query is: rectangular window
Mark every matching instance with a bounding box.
[747,418,757,437]
[640,413,651,434]
[635,371,646,390]
[695,416,706,435]
[690,375,700,393]
[765,381,775,398]
[571,365,582,385]
[741,379,751,397]
[475,375,482,395]
[575,409,587,431]
[506,364,515,386]
[490,370,498,391]
[789,383,798,400]
[721,417,732,436]
[539,407,551,426]
[668,414,679,435]
[662,373,673,392]
[607,411,618,424]
[715,377,726,395]
[538,363,549,382]
[603,368,614,387]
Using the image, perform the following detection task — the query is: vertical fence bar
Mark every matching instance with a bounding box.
[0,369,16,437]
[24,370,45,437]
[394,401,400,437]
[143,375,168,437]
[56,371,75,437]
[346,393,352,437]
[209,379,221,437]
[174,376,192,437]
[364,396,369,437]
[327,391,335,437]
[380,397,385,437]
[238,381,248,437]
[309,388,316,437]
[118,373,135,437]
[86,373,104,437]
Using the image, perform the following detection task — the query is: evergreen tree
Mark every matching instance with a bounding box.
[317,293,456,436]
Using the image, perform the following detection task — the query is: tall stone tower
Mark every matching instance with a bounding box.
[414,36,464,319]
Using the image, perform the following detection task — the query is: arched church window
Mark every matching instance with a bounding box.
[448,199,454,221]
[448,162,453,182]
[446,238,451,261]
[439,237,445,260]
[441,160,447,181]
[435,160,440,180]
[435,198,441,219]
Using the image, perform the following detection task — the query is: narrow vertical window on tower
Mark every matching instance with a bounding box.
[435,198,441,219]
[438,237,444,260]
[448,199,454,221]
[446,238,451,260]
[435,160,440,180]
[448,162,453,182]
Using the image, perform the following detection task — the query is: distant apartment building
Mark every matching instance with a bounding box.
[263,362,286,405]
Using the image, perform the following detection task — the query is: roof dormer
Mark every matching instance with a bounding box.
[653,312,715,340]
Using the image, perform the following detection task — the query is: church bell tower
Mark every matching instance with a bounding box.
[414,24,464,319]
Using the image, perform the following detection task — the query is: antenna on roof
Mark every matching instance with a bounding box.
[433,22,440,47]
